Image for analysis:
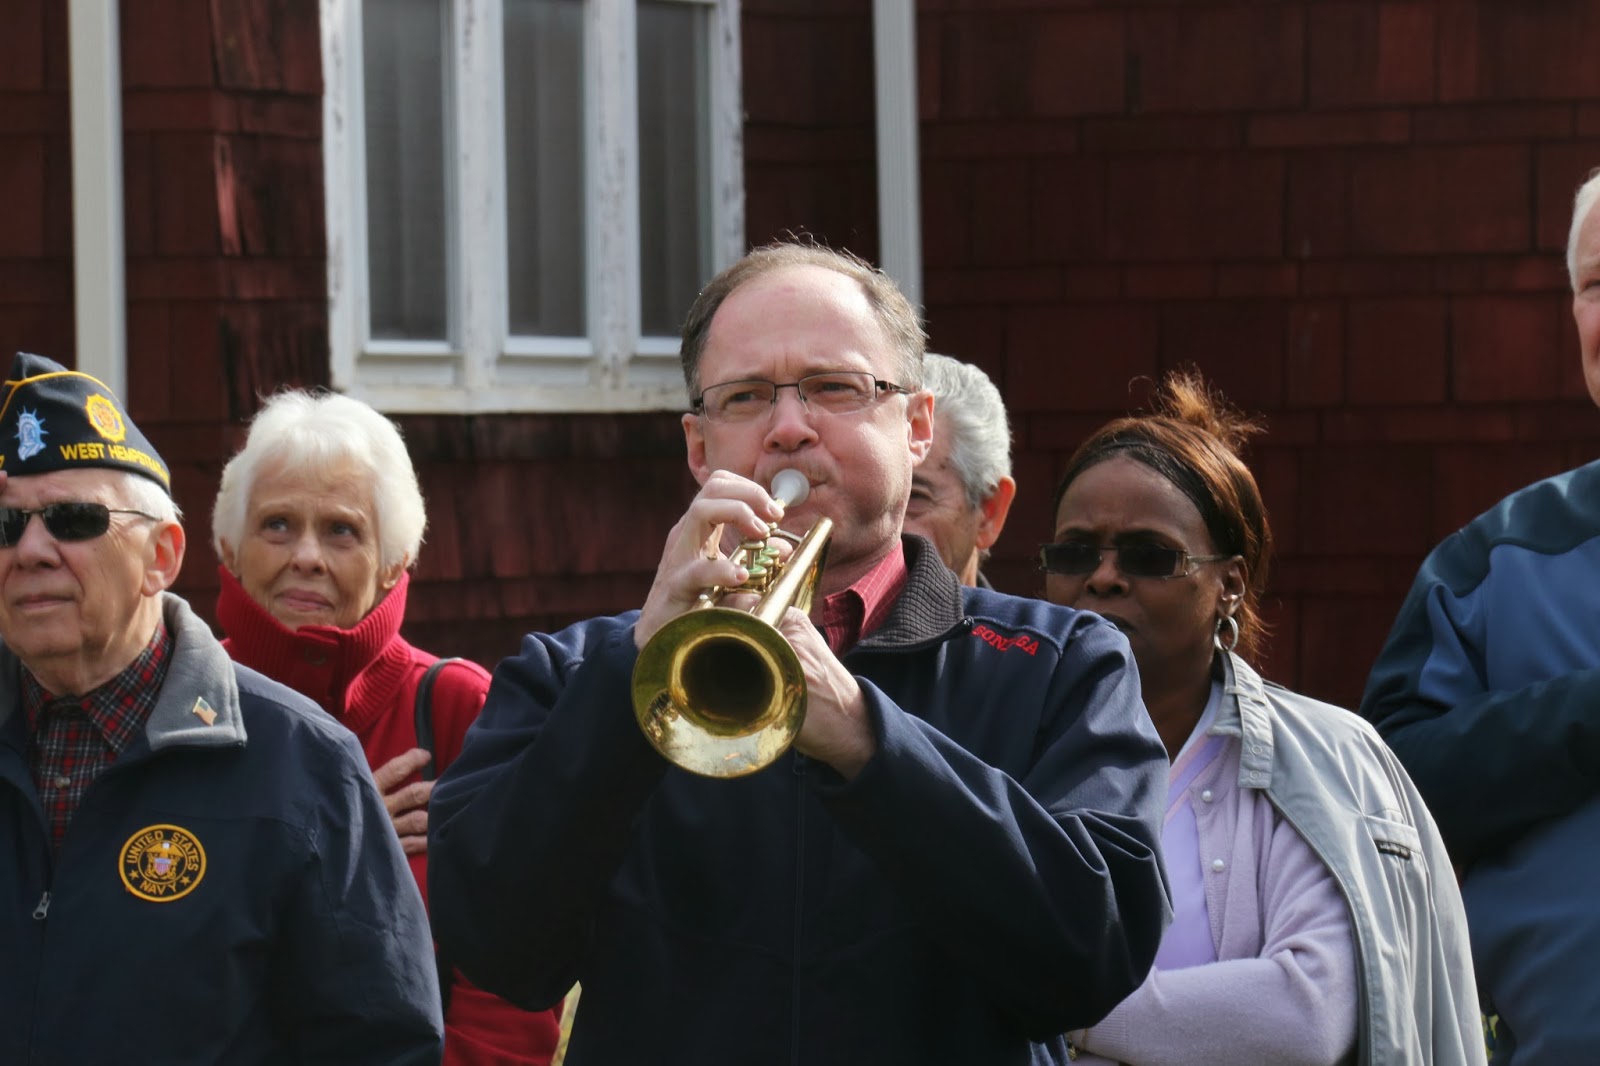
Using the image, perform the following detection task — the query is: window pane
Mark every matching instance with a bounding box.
[505,0,586,337]
[363,0,450,341]
[638,0,712,338]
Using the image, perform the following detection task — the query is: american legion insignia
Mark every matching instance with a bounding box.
[85,393,127,443]
[119,824,207,902]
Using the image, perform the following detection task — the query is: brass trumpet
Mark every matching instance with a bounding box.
[632,470,832,778]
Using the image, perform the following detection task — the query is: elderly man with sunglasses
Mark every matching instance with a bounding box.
[428,243,1171,1066]
[0,352,444,1065]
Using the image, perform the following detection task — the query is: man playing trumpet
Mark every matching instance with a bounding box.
[428,243,1170,1065]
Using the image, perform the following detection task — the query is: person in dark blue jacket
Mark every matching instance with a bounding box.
[429,244,1171,1065]
[0,351,444,1065]
[1361,169,1600,1065]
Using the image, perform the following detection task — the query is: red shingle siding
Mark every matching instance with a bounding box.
[749,0,1600,708]
[0,0,72,364]
[0,1,328,623]
[115,1,331,625]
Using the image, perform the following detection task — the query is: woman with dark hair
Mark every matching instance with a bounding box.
[1043,371,1482,1066]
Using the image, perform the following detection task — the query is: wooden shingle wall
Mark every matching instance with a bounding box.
[111,0,331,616]
[746,0,1600,707]
[0,2,73,366]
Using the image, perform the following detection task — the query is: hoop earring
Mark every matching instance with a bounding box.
[1215,614,1240,653]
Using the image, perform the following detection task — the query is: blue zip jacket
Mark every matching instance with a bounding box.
[1360,458,1600,1065]
[0,594,445,1065]
[430,536,1171,1065]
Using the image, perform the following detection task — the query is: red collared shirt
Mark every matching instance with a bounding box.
[23,623,172,852]
[815,542,909,656]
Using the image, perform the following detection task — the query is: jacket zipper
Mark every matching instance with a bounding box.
[791,752,806,1066]
[32,891,50,920]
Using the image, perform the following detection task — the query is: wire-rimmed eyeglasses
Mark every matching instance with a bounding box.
[692,371,911,423]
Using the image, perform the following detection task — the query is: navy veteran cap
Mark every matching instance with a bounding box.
[0,352,171,494]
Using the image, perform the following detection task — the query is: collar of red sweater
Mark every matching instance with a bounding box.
[215,564,414,731]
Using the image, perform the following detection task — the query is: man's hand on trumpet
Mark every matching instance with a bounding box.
[634,470,781,651]
[633,468,878,780]
[776,607,877,780]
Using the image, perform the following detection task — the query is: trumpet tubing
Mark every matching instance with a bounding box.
[631,472,831,778]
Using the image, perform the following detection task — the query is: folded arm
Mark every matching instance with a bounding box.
[1361,545,1600,862]
[1079,811,1357,1066]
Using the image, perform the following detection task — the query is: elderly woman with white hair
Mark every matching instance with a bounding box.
[212,389,562,1066]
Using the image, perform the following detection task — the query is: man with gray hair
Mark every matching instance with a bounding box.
[1360,169,1600,1063]
[0,351,443,1063]
[904,353,1017,588]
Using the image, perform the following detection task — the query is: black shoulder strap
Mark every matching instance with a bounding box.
[413,657,460,783]
[414,656,464,1012]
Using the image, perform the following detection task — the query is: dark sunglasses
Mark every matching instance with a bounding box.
[0,503,161,547]
[1039,542,1231,579]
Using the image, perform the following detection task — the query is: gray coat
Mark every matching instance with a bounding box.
[1223,652,1484,1066]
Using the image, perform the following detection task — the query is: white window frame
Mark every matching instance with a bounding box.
[322,0,744,414]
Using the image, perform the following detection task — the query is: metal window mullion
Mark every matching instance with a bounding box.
[322,0,369,391]
[873,0,921,311]
[707,0,744,276]
[68,0,126,395]
[589,0,640,388]
[453,0,507,392]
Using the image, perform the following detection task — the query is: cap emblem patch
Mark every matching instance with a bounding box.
[85,394,127,443]
[15,408,46,461]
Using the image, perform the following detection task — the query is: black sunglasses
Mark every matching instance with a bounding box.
[0,503,161,547]
[1039,542,1231,579]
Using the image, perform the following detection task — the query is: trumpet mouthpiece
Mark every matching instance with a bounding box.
[770,469,810,508]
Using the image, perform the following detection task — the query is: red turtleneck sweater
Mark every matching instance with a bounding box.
[217,566,561,1066]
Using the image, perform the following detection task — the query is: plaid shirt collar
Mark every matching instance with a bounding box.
[22,621,173,752]
[815,542,909,656]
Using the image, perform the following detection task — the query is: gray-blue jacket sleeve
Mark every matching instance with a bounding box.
[1360,518,1600,864]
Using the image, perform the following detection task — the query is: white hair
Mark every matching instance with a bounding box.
[923,352,1013,506]
[117,470,182,524]
[211,390,425,571]
[1568,167,1600,292]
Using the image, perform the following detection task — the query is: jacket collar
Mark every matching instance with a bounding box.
[1210,650,1276,791]
[855,534,969,650]
[216,565,411,724]
[0,592,246,754]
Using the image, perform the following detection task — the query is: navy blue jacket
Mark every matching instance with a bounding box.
[1361,458,1600,1064]
[0,595,444,1065]
[431,537,1170,1065]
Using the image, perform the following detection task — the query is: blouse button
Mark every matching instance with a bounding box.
[53,775,71,788]
[1211,858,1226,873]
[1200,789,1214,803]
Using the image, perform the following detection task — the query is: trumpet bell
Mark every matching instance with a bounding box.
[632,505,831,779]
[631,607,805,779]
